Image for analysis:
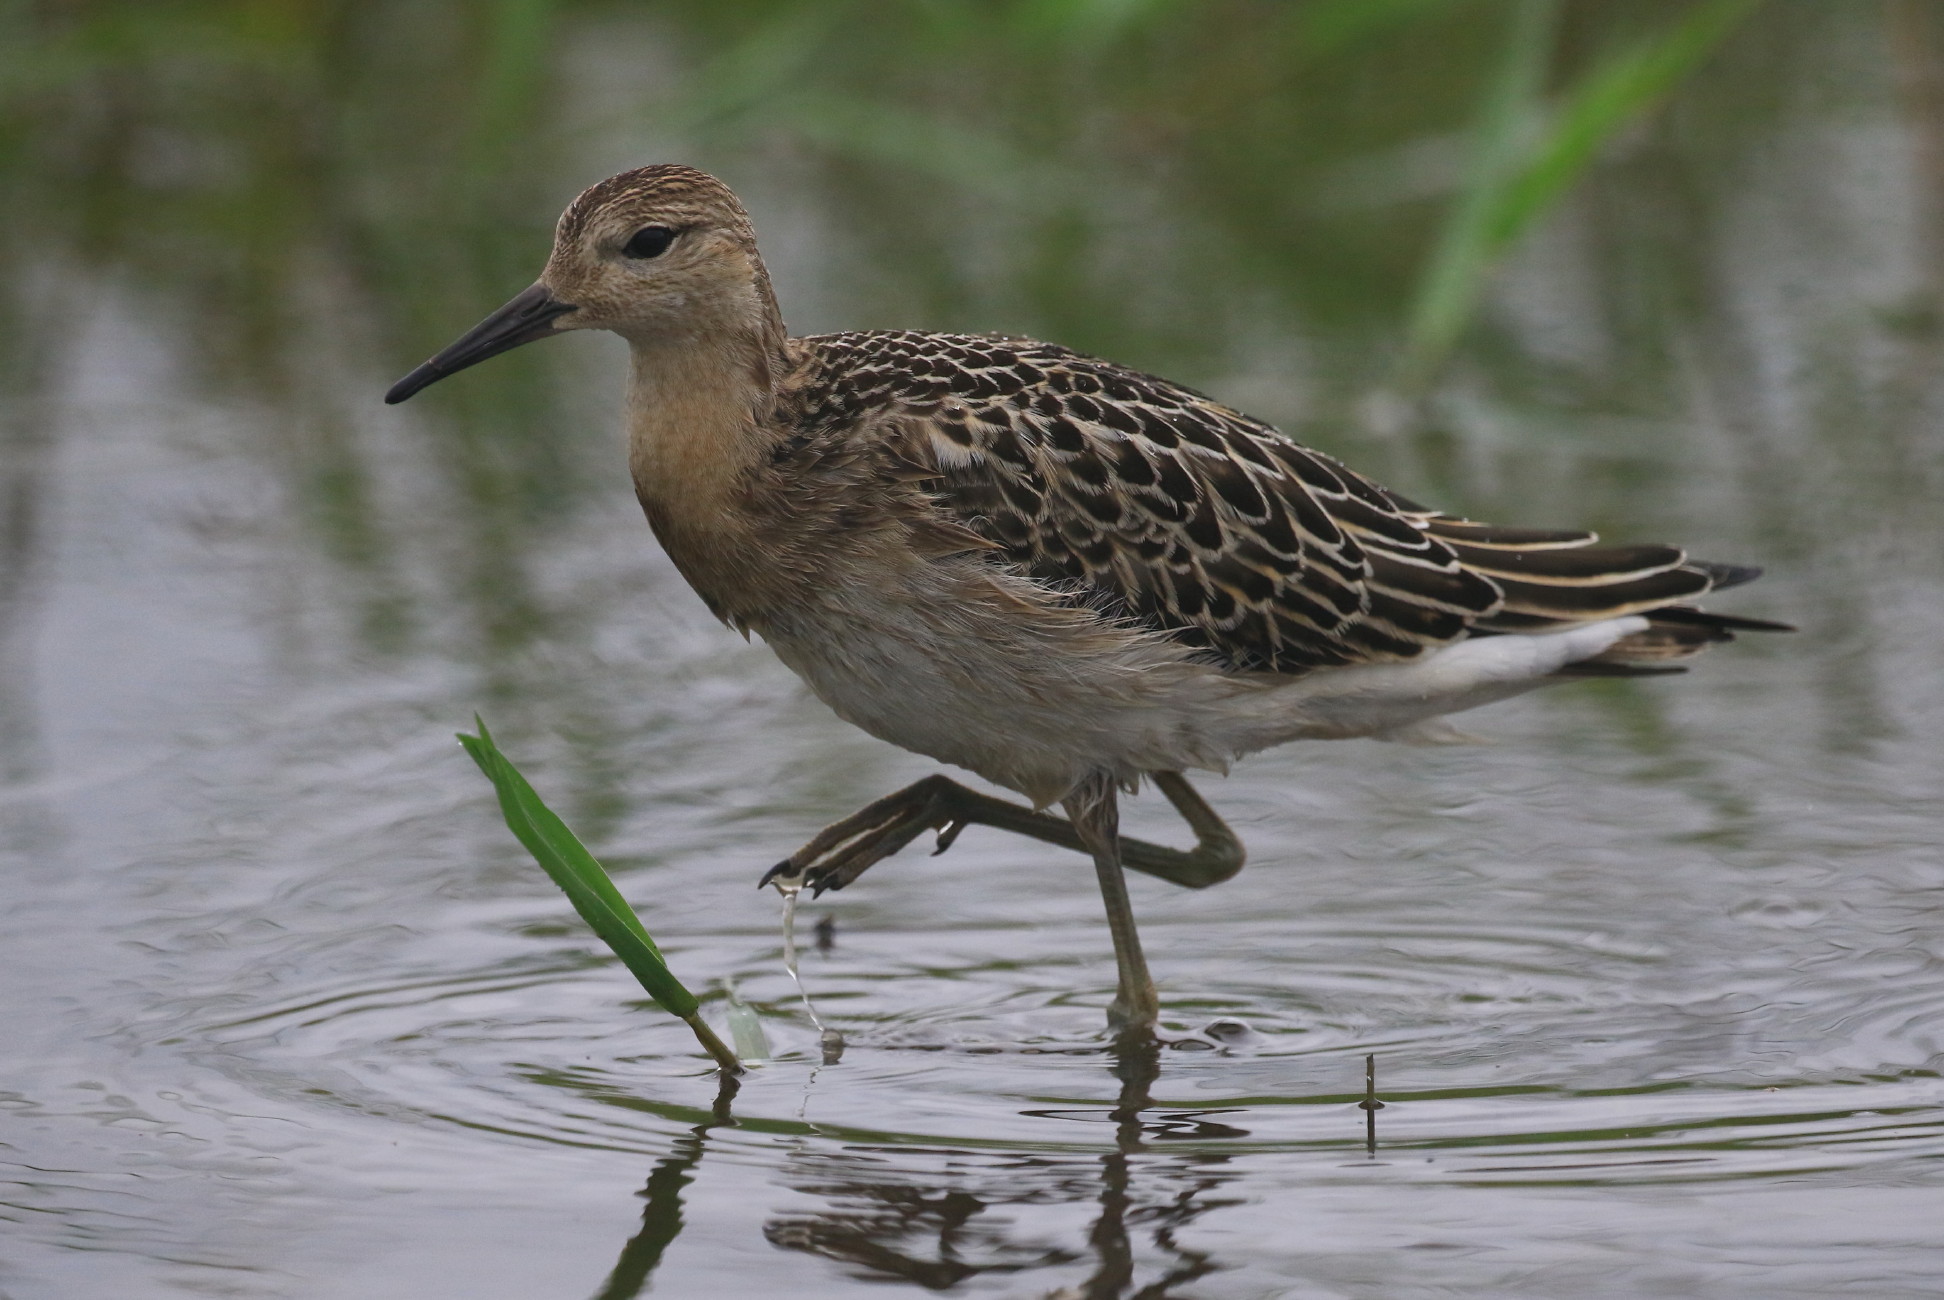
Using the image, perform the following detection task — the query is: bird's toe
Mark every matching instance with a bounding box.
[803,863,854,896]
[932,819,967,855]
[758,859,807,890]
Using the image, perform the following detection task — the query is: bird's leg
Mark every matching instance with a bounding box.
[1144,772,1246,888]
[759,772,1245,896]
[1064,773,1160,1031]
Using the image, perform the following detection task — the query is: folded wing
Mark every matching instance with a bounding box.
[788,331,1784,675]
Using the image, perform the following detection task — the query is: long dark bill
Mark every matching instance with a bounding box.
[384,283,578,404]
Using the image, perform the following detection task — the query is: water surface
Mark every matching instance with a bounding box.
[3,6,1943,1296]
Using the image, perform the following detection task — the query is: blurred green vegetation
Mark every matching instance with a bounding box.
[1,0,585,657]
[2,0,1934,678]
[1,1,1777,387]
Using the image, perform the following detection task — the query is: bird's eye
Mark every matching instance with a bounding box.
[621,225,677,259]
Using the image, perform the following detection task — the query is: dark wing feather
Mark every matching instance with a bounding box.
[783,331,1762,674]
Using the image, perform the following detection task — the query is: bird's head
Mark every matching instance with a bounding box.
[385,165,781,405]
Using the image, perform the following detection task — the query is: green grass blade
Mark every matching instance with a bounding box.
[458,720,693,1016]
[1399,0,1761,390]
[1399,0,1557,391]
[462,720,664,955]
[1489,0,1761,249]
[459,721,742,1073]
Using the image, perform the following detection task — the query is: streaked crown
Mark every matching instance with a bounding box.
[540,164,781,342]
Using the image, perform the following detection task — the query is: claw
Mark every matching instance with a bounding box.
[759,860,804,890]
[933,818,967,855]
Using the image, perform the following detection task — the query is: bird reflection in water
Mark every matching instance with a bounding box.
[762,1036,1248,1296]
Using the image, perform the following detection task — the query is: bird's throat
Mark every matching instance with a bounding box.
[624,334,783,622]
[626,333,775,510]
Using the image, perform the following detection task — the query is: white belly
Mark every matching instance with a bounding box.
[759,580,1231,805]
[752,557,1647,806]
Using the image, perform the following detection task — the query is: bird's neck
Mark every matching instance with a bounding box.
[627,332,772,495]
[622,238,789,500]
[624,323,790,622]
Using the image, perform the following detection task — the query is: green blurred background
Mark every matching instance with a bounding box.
[10,0,1937,678]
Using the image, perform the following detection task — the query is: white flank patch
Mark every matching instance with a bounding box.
[1251,617,1651,742]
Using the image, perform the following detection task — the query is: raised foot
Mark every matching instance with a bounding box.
[758,770,1248,897]
[758,775,966,896]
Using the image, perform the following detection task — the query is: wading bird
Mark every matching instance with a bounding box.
[387,166,1785,1032]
